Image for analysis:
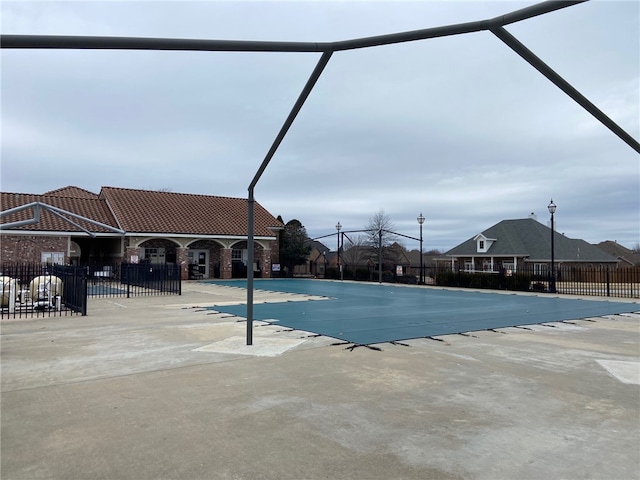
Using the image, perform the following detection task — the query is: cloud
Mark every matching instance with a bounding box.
[1,0,638,250]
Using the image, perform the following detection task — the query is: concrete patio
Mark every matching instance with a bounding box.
[2,281,639,480]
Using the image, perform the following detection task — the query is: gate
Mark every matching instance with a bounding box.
[52,265,88,315]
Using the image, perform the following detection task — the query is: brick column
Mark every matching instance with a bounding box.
[177,247,189,280]
[125,246,141,263]
[221,248,232,279]
[261,248,271,278]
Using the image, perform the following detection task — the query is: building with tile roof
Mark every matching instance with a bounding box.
[444,217,618,274]
[1,186,284,280]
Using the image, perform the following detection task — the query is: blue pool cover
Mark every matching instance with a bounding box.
[205,280,638,345]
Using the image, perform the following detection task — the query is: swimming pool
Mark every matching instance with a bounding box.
[204,279,638,345]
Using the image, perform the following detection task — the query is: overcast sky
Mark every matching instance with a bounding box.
[2,0,638,251]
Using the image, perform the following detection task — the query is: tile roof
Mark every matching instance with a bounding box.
[1,191,120,233]
[43,186,100,199]
[99,187,282,237]
[1,186,283,238]
[446,218,617,263]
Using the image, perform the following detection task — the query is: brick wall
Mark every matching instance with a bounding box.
[1,235,69,264]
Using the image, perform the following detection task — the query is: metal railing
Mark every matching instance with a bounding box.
[1,262,182,319]
[426,265,639,299]
[88,262,181,298]
[1,263,86,319]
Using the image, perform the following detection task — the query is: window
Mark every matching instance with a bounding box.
[464,261,474,272]
[232,249,243,261]
[41,252,64,265]
[534,263,548,275]
[144,247,165,264]
[479,240,485,250]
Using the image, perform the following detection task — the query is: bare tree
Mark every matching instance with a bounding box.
[341,233,368,276]
[363,209,398,248]
[362,209,404,279]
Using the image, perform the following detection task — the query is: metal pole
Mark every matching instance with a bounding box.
[417,213,425,285]
[247,189,255,345]
[378,229,383,284]
[340,232,344,281]
[245,51,333,345]
[491,26,640,154]
[419,223,423,285]
[335,221,341,280]
[550,210,556,293]
[337,231,340,277]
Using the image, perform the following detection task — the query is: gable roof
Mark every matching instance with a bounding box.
[44,186,99,199]
[99,187,282,237]
[2,186,283,238]
[1,191,120,233]
[405,249,441,266]
[597,241,640,266]
[305,240,331,254]
[446,218,617,263]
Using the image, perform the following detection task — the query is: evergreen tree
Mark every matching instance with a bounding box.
[280,219,311,277]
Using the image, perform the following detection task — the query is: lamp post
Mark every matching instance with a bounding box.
[336,221,342,280]
[417,213,425,284]
[323,251,327,278]
[548,199,557,293]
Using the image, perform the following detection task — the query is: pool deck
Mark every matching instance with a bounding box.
[2,281,639,480]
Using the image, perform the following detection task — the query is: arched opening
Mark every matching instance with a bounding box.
[187,239,223,279]
[231,240,266,279]
[139,238,181,265]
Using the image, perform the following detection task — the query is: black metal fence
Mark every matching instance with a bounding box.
[1,262,182,319]
[88,262,181,298]
[0,263,86,319]
[326,263,639,299]
[52,265,89,315]
[426,265,639,299]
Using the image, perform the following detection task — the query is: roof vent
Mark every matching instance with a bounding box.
[529,212,537,221]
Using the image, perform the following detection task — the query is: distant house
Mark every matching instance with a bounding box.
[293,240,333,277]
[334,241,413,279]
[1,186,284,280]
[596,241,640,267]
[444,217,618,274]
[405,249,441,282]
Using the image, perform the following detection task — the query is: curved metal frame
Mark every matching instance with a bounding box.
[2,0,638,345]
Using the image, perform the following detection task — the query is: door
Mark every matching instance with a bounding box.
[188,250,209,278]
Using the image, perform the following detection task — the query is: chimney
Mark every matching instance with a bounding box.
[528,212,537,221]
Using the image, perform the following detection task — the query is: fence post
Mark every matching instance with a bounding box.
[606,266,610,297]
[8,279,16,314]
[81,266,88,315]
